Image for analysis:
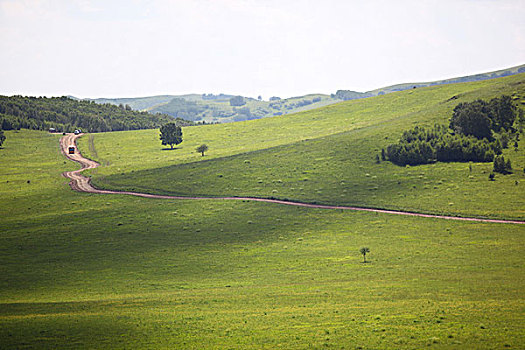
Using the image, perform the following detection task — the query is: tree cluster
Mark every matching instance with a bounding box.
[151,98,211,121]
[333,90,371,101]
[229,96,246,106]
[202,93,232,101]
[449,95,517,138]
[493,155,512,174]
[0,95,192,133]
[386,125,502,166]
[385,96,519,166]
[294,99,313,108]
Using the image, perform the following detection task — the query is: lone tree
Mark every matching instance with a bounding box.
[493,155,512,174]
[160,123,182,149]
[359,247,370,263]
[0,129,5,147]
[196,144,208,156]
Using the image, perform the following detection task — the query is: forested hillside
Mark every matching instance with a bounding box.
[0,96,193,133]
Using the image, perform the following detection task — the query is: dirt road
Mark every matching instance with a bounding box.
[61,134,524,224]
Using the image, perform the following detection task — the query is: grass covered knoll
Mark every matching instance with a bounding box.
[83,73,525,220]
[1,130,524,348]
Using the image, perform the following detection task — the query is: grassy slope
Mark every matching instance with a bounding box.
[368,63,525,95]
[82,73,525,220]
[0,130,524,349]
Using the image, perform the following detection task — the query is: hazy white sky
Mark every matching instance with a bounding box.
[0,0,523,99]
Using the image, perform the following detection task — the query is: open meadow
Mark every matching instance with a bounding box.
[0,75,524,349]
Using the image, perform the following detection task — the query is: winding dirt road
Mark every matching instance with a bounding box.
[61,134,524,225]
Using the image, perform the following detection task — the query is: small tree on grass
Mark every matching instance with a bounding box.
[493,155,512,174]
[359,247,370,263]
[160,123,182,149]
[196,144,208,156]
[0,130,5,147]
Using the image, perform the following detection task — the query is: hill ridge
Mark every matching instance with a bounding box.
[82,64,524,124]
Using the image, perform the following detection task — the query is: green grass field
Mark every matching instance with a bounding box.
[1,73,524,349]
[1,130,524,349]
[0,131,525,349]
[81,73,525,220]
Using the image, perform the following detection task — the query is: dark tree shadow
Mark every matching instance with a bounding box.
[161,147,181,151]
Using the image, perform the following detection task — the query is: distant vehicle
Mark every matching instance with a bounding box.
[49,128,56,133]
[74,129,82,135]
[68,146,75,154]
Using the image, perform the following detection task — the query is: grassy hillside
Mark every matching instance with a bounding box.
[368,63,525,95]
[81,73,525,219]
[0,130,524,348]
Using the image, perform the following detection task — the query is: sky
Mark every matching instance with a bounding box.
[0,0,524,99]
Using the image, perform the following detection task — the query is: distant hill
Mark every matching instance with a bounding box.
[366,64,525,96]
[85,63,525,123]
[89,95,176,111]
[0,96,193,133]
[88,93,334,124]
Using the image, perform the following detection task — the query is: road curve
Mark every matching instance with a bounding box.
[61,134,525,225]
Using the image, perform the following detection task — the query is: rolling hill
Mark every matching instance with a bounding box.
[86,63,525,124]
[81,72,525,220]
